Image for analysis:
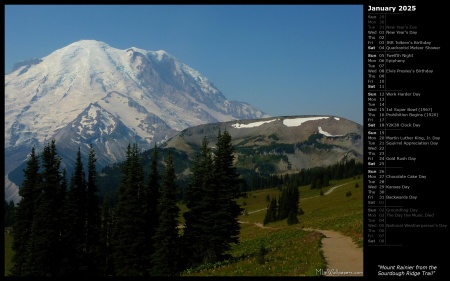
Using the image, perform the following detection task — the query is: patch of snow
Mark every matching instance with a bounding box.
[318,127,343,137]
[283,116,330,127]
[232,118,277,129]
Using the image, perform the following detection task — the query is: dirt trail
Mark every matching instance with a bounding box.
[240,221,363,276]
[239,221,274,229]
[242,181,363,276]
[305,228,363,277]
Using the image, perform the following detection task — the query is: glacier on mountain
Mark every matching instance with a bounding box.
[4,39,269,203]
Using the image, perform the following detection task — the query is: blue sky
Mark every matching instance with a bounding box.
[5,4,363,125]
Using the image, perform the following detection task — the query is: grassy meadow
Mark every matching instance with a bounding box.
[4,175,363,276]
[181,175,363,276]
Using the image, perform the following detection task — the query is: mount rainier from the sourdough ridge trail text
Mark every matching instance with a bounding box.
[4,39,269,203]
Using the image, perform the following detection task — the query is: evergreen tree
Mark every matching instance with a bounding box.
[63,147,87,275]
[111,143,147,276]
[99,195,115,276]
[276,182,300,224]
[11,146,41,276]
[288,182,300,219]
[23,140,66,276]
[151,152,181,276]
[287,210,299,225]
[323,175,330,187]
[5,200,15,227]
[143,143,161,272]
[277,186,289,221]
[182,136,215,267]
[310,177,317,189]
[257,240,268,265]
[263,197,278,225]
[183,130,244,265]
[86,144,101,275]
[208,129,244,262]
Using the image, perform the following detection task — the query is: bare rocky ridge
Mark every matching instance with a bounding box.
[162,115,363,175]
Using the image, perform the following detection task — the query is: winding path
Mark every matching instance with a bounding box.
[306,228,363,277]
[240,221,363,276]
[300,180,359,201]
[243,181,364,276]
[304,181,363,276]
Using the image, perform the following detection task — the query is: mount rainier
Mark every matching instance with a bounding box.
[4,40,269,203]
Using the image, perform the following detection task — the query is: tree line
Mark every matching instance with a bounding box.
[248,158,362,191]
[9,129,244,276]
[5,157,362,230]
[260,159,362,226]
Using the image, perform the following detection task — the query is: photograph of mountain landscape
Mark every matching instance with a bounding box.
[4,4,363,277]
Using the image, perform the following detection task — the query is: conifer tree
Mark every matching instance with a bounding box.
[182,136,215,267]
[294,185,300,212]
[263,197,278,225]
[4,200,15,227]
[143,143,161,272]
[63,147,87,275]
[275,182,300,224]
[208,129,244,262]
[99,195,115,276]
[287,210,299,225]
[183,130,244,265]
[111,143,146,276]
[11,146,41,276]
[151,152,181,276]
[287,180,300,225]
[86,144,101,275]
[23,140,66,276]
[277,186,289,221]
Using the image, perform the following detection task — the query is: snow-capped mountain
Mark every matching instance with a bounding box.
[4,40,269,203]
